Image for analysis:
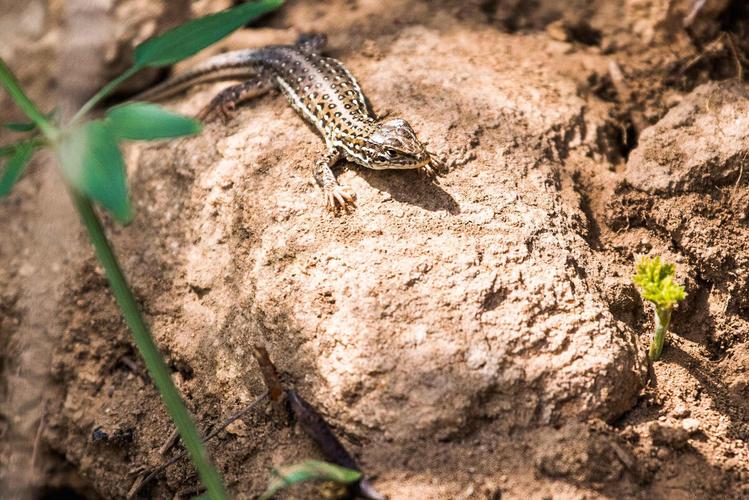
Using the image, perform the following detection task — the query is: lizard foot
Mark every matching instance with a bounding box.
[420,154,446,180]
[325,185,357,212]
[197,99,236,124]
[421,163,438,179]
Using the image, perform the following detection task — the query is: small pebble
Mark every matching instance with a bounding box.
[672,404,690,419]
[682,418,701,434]
[19,263,35,277]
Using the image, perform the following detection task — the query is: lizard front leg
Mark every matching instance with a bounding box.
[197,73,273,123]
[313,149,356,212]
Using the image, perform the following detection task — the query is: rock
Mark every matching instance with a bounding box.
[649,421,690,448]
[682,417,701,434]
[225,419,250,437]
[625,81,749,195]
[127,25,644,439]
[49,20,646,498]
[723,343,749,396]
[625,0,730,42]
[617,80,749,348]
[534,423,631,484]
[672,404,690,419]
[601,276,642,326]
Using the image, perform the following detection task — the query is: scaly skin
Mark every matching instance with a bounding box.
[136,33,443,211]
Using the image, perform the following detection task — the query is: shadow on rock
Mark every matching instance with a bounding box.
[356,167,461,214]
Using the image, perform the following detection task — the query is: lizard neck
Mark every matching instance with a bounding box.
[330,118,379,168]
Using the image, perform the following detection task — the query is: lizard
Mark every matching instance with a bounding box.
[135,33,443,211]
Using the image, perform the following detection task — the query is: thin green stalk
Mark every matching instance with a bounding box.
[71,65,141,124]
[648,306,672,362]
[70,191,228,500]
[0,58,56,139]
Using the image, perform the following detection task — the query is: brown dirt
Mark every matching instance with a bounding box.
[3,1,749,499]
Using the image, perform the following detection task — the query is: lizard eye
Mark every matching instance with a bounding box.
[385,148,397,157]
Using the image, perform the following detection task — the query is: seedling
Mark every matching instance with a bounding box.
[0,1,283,498]
[260,460,362,499]
[632,256,686,361]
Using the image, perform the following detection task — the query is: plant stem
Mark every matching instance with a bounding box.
[71,65,141,124]
[69,191,228,500]
[648,306,672,362]
[0,58,57,140]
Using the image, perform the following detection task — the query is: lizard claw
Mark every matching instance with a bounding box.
[325,185,357,212]
[420,154,446,181]
[421,163,438,179]
[430,153,447,175]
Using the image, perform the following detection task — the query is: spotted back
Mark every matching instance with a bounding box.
[254,45,376,145]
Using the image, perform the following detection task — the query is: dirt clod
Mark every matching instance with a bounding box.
[625,80,749,195]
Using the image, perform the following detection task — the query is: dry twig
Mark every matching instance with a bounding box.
[608,60,647,136]
[127,392,269,498]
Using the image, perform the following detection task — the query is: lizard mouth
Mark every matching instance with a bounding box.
[411,152,432,168]
[368,152,430,170]
[385,156,429,170]
[412,156,431,169]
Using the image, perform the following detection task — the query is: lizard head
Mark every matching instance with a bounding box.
[367,118,430,169]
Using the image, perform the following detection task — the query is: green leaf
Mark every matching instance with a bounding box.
[0,138,44,158]
[0,142,35,196]
[632,256,686,309]
[0,145,17,158]
[133,0,284,68]
[4,121,36,132]
[106,102,201,140]
[57,121,133,223]
[3,110,58,133]
[259,460,361,500]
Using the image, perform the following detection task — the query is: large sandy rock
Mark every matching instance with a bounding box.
[47,22,646,497]
[118,26,646,439]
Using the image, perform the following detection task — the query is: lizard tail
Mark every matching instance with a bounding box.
[133,49,261,102]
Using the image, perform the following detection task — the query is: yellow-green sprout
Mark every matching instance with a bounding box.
[632,256,686,361]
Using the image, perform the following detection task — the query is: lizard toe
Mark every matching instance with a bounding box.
[428,153,447,176]
[420,163,442,184]
[324,185,357,213]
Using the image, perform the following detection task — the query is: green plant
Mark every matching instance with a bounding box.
[0,1,283,498]
[259,460,362,499]
[632,256,686,361]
